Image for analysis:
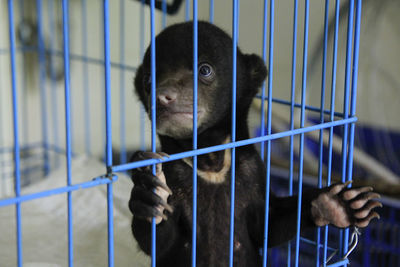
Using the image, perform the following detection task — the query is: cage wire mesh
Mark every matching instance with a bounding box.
[0,0,399,267]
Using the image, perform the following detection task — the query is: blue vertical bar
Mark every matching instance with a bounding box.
[81,0,91,156]
[192,2,198,266]
[229,1,238,266]
[324,1,340,265]
[318,0,329,166]
[62,0,73,265]
[99,3,106,163]
[0,18,2,196]
[18,0,34,181]
[340,0,354,257]
[140,0,146,150]
[8,1,23,266]
[185,0,190,21]
[0,61,2,197]
[103,1,114,266]
[119,0,126,164]
[295,1,309,266]
[18,0,29,147]
[104,0,112,169]
[209,0,214,23]
[107,182,114,267]
[315,1,330,266]
[37,0,50,175]
[262,1,274,266]
[259,0,268,160]
[49,0,60,167]
[346,0,362,225]
[162,0,167,29]
[288,1,298,265]
[150,1,157,266]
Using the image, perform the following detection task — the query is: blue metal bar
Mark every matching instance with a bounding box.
[17,0,31,184]
[49,0,60,168]
[259,0,268,160]
[0,64,3,196]
[300,237,337,251]
[18,0,29,147]
[347,0,362,189]
[209,0,214,23]
[119,0,127,164]
[150,1,157,266]
[0,176,117,207]
[103,1,114,266]
[316,1,330,265]
[288,0,298,265]
[37,0,50,175]
[324,1,340,265]
[162,0,167,28]
[81,0,91,156]
[99,8,107,164]
[295,1,309,266]
[113,117,357,173]
[229,1,239,266]
[262,1,274,266]
[192,3,198,267]
[256,95,345,118]
[107,182,114,267]
[340,0,355,257]
[62,0,73,265]
[140,0,146,150]
[326,259,349,267]
[104,0,113,169]
[346,2,362,257]
[185,0,190,21]
[8,1,22,265]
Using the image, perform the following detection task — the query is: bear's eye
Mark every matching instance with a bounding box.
[198,63,213,77]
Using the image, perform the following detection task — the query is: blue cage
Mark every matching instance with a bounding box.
[0,0,399,267]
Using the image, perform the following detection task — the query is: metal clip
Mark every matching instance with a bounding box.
[343,227,361,260]
[322,227,361,266]
[324,249,338,266]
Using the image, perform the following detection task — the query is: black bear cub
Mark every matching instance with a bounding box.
[129,21,381,266]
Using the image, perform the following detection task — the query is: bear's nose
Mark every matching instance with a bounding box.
[157,91,177,106]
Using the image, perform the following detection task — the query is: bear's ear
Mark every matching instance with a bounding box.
[242,54,267,90]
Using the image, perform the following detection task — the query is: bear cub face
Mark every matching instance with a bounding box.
[134,21,267,140]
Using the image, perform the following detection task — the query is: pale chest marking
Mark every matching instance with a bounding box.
[181,137,231,184]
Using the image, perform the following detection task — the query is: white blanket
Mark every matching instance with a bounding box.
[0,156,150,267]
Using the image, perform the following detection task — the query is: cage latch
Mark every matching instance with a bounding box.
[343,226,361,260]
[324,226,361,266]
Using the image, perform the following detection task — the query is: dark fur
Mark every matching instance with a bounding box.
[129,21,381,266]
